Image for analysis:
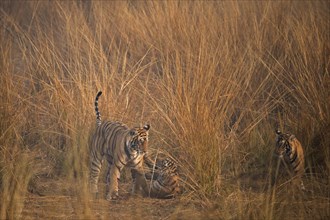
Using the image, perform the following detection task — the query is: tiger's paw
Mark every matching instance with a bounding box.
[131,187,144,197]
[106,191,119,201]
[130,191,143,198]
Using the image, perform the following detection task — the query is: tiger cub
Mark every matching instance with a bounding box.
[140,158,180,199]
[275,129,305,190]
[89,91,154,200]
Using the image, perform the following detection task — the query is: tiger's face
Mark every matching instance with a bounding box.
[161,158,177,175]
[275,130,293,159]
[129,124,150,154]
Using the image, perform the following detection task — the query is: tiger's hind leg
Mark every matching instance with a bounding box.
[105,163,111,200]
[90,152,103,199]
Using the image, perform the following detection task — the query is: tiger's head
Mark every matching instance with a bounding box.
[160,158,178,176]
[275,129,295,158]
[129,124,150,154]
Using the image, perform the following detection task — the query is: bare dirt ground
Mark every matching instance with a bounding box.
[19,158,330,220]
[22,177,203,220]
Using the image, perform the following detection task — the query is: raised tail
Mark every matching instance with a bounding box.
[95,91,102,126]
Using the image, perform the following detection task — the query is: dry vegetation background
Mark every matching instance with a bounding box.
[0,1,329,219]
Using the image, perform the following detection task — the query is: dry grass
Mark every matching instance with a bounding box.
[0,1,329,219]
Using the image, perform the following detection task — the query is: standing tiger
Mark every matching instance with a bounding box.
[90,91,154,200]
[138,157,180,199]
[275,129,305,190]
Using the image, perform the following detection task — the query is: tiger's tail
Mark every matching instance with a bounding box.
[95,91,102,126]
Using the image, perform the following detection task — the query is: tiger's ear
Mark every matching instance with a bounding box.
[143,124,150,131]
[276,129,281,135]
[129,129,137,136]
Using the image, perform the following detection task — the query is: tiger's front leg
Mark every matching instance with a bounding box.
[131,168,146,196]
[106,165,120,201]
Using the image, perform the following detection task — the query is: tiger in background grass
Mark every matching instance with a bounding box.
[275,129,305,190]
[89,91,154,200]
[137,157,180,199]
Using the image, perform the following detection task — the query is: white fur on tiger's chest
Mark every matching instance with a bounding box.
[128,153,144,166]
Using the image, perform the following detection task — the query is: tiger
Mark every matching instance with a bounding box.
[275,129,305,190]
[89,91,154,200]
[138,157,180,199]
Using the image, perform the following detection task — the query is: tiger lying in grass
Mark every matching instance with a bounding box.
[133,157,180,199]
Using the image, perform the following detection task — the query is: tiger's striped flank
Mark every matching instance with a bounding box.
[89,91,152,200]
[275,129,305,190]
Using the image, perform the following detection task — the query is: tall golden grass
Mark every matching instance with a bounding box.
[0,1,329,219]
